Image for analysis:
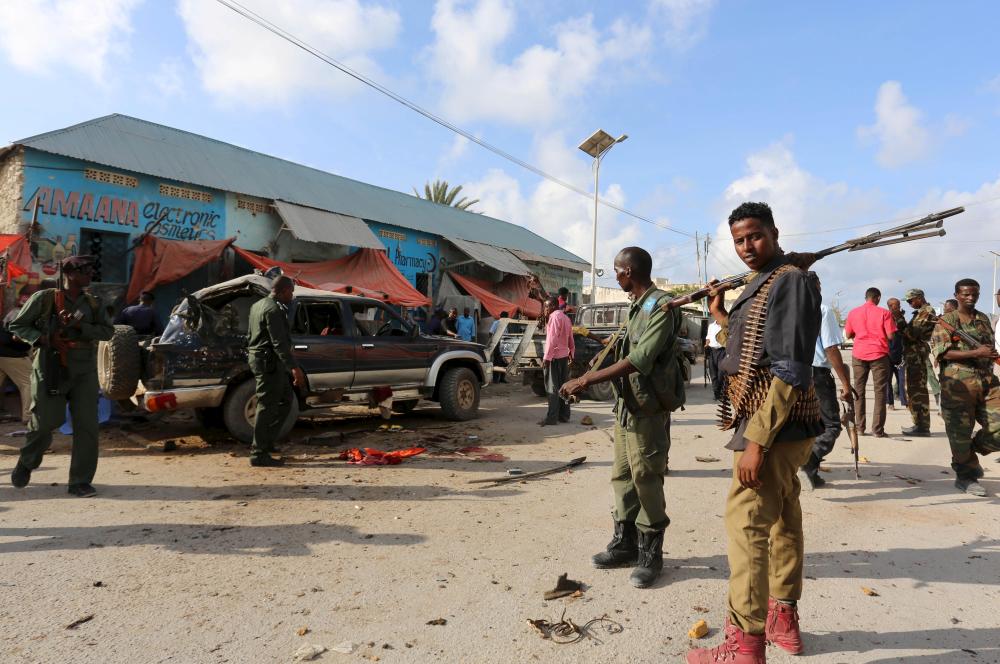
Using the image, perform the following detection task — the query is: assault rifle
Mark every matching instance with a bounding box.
[659,206,965,311]
[935,316,1000,368]
[43,261,64,396]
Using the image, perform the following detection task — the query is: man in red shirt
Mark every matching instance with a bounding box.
[844,287,897,437]
[539,296,574,426]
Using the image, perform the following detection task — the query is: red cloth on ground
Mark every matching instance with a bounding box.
[126,236,235,303]
[339,447,427,465]
[234,247,429,308]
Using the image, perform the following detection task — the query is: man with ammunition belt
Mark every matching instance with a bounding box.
[894,288,936,436]
[930,278,999,497]
[8,255,113,497]
[560,246,684,589]
[247,275,305,467]
[688,202,822,664]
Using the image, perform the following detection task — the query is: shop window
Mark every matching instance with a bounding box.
[415,272,430,296]
[80,229,129,283]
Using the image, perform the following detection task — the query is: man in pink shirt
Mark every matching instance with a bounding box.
[844,287,897,436]
[540,296,575,426]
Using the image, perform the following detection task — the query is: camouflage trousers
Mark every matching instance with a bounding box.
[904,353,931,430]
[940,370,1000,479]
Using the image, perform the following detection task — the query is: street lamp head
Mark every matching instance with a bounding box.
[615,134,628,144]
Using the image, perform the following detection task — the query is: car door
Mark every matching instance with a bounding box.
[290,300,355,389]
[348,301,438,388]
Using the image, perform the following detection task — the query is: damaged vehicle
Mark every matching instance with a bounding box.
[98,274,492,443]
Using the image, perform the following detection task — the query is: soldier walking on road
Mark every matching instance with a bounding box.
[560,247,684,590]
[895,288,936,436]
[247,276,306,468]
[8,256,113,497]
[688,202,822,663]
[929,279,1000,496]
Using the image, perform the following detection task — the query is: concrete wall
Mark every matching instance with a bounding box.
[0,149,24,234]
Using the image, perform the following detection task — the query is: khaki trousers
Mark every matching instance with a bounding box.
[852,355,891,435]
[0,356,33,422]
[726,438,813,634]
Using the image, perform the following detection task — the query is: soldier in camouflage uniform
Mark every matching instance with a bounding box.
[894,288,936,435]
[929,278,1000,497]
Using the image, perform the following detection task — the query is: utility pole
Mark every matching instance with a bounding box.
[702,234,711,317]
[695,232,702,285]
[991,250,999,318]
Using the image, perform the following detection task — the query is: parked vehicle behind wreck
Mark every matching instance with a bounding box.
[97,274,492,443]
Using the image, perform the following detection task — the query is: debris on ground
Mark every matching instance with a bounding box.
[894,474,922,485]
[468,457,587,485]
[862,587,880,596]
[426,618,447,626]
[580,416,594,426]
[339,447,426,465]
[473,453,509,462]
[695,456,720,463]
[331,641,357,654]
[296,626,310,636]
[162,439,178,452]
[377,424,404,432]
[66,614,94,630]
[544,573,583,600]
[293,643,327,660]
[688,619,709,638]
[526,609,624,645]
[506,468,525,476]
[860,456,871,463]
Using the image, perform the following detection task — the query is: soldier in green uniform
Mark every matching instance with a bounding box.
[8,256,113,497]
[560,246,684,589]
[930,278,1000,497]
[894,288,936,436]
[247,275,305,467]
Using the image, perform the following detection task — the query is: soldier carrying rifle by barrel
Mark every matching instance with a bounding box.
[9,255,113,498]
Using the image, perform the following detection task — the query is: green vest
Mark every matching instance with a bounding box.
[614,288,687,416]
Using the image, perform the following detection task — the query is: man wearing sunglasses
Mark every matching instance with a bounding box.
[9,255,113,497]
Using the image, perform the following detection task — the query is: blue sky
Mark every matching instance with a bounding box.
[1,0,999,311]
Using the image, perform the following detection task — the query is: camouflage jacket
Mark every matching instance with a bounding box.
[897,304,936,358]
[930,310,995,378]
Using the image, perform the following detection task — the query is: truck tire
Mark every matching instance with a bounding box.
[222,378,299,445]
[530,375,547,397]
[438,367,480,421]
[391,399,419,415]
[587,380,615,402]
[98,325,141,400]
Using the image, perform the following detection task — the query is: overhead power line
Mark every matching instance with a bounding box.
[213,0,695,239]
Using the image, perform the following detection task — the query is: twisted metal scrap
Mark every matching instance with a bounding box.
[718,264,820,430]
[527,609,624,645]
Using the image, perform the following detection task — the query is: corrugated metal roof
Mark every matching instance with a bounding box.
[447,237,531,276]
[511,248,590,272]
[273,200,383,249]
[14,114,586,267]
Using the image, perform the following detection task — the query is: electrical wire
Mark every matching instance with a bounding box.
[213,0,696,238]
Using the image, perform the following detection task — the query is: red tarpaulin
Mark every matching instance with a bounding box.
[0,234,32,283]
[234,247,430,308]
[494,274,542,319]
[448,271,524,319]
[126,236,235,303]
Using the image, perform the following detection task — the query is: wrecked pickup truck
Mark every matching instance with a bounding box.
[97,274,492,443]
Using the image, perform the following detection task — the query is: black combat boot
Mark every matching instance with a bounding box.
[901,425,931,437]
[952,461,987,497]
[591,520,638,569]
[797,452,825,490]
[629,529,665,588]
[10,462,31,488]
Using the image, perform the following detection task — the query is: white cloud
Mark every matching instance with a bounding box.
[426,0,651,126]
[0,0,139,83]
[152,58,185,98]
[713,139,998,309]
[650,0,716,49]
[464,133,642,276]
[857,81,930,168]
[177,0,401,107]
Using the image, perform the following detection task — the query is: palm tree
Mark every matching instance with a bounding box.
[413,179,480,211]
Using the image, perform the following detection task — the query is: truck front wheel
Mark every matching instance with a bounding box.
[439,367,480,420]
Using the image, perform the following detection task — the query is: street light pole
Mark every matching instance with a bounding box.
[579,129,628,304]
[990,250,1000,318]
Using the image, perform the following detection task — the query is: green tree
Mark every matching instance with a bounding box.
[413,180,480,211]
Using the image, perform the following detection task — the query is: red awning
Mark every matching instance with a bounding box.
[1,234,33,283]
[495,274,542,319]
[447,271,521,318]
[234,247,430,308]
[126,236,235,303]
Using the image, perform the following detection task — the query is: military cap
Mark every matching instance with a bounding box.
[59,255,97,271]
[904,288,924,301]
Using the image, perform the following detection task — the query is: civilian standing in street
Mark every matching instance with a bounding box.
[560,246,684,590]
[456,308,476,342]
[688,202,822,662]
[539,298,573,426]
[799,277,854,490]
[705,319,726,401]
[114,290,164,336]
[885,298,907,411]
[442,308,459,338]
[9,256,113,497]
[844,288,897,437]
[246,276,305,468]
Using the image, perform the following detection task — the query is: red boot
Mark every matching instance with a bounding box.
[765,597,803,655]
[686,620,766,664]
